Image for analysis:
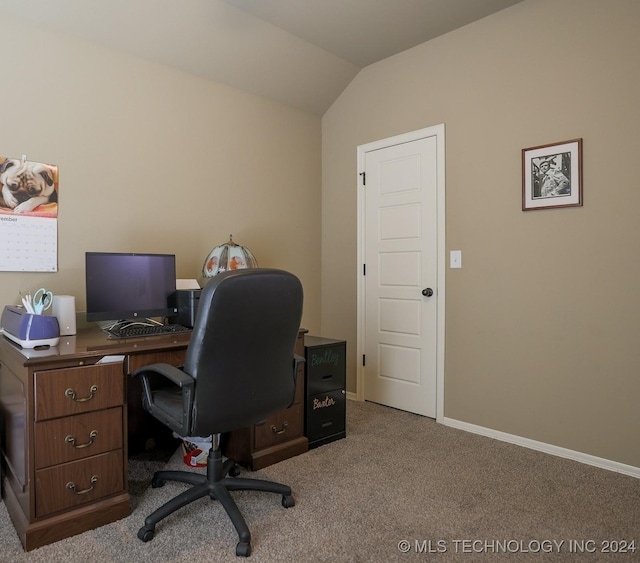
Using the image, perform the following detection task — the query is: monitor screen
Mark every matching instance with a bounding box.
[85,252,178,322]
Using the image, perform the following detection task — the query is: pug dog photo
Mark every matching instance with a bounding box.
[0,157,58,214]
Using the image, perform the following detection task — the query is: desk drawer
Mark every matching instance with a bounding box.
[254,403,303,450]
[35,407,123,469]
[127,349,187,373]
[306,389,346,442]
[35,450,124,518]
[305,340,346,395]
[35,363,124,421]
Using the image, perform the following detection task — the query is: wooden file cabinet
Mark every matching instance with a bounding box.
[0,329,190,551]
[221,329,309,470]
[33,363,126,519]
[0,350,131,551]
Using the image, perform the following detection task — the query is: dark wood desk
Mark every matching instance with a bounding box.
[0,326,307,551]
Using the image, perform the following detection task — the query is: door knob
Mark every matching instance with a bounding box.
[422,288,433,297]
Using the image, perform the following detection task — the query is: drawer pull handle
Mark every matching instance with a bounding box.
[65,430,98,449]
[65,385,98,402]
[270,421,288,435]
[66,475,98,495]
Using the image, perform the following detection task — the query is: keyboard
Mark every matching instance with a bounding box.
[108,323,192,339]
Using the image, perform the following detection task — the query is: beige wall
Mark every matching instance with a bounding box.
[322,0,640,468]
[2,1,638,470]
[0,13,322,334]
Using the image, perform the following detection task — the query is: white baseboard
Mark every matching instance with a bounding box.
[443,417,640,479]
[345,396,639,478]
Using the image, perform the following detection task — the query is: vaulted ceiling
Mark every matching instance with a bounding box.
[0,0,525,114]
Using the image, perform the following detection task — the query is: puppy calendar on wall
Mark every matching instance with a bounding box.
[0,155,58,272]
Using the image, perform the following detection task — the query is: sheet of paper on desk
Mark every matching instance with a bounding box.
[97,355,125,364]
[177,279,200,290]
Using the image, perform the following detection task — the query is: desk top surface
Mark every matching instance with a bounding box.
[0,325,191,367]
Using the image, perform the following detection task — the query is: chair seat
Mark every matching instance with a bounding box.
[151,388,183,418]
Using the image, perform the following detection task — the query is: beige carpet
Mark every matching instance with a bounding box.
[1,400,638,562]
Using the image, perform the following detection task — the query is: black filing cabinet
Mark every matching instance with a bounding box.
[304,336,346,448]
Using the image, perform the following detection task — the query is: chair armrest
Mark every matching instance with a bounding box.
[133,363,195,436]
[287,354,306,407]
[293,354,305,380]
[133,362,194,386]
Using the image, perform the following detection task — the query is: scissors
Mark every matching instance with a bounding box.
[32,287,54,315]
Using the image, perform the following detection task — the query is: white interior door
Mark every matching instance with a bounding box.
[357,125,445,418]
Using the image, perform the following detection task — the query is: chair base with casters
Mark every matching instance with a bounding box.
[137,435,295,557]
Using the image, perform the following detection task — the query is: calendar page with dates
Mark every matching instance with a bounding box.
[0,215,58,272]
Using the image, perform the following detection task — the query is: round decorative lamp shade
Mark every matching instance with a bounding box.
[202,235,258,279]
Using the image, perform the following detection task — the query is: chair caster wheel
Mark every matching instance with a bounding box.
[282,494,295,508]
[229,464,241,477]
[151,476,165,488]
[236,541,251,557]
[137,526,155,542]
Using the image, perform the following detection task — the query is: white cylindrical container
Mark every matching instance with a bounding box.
[52,295,77,336]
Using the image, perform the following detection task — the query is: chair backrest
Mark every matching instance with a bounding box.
[184,268,303,435]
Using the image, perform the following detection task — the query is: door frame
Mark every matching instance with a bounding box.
[356,124,446,422]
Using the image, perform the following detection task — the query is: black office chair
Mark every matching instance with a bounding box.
[133,268,304,557]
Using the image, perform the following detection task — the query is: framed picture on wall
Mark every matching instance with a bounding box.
[522,138,582,211]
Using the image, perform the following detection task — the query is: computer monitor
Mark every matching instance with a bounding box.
[85,252,178,322]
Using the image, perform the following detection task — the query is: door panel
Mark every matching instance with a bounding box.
[379,298,420,334]
[379,344,420,383]
[361,133,439,417]
[380,204,421,239]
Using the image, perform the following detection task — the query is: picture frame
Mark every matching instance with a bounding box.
[522,138,582,211]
